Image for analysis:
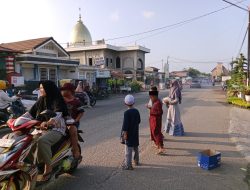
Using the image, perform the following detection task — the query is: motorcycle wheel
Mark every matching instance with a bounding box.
[90,99,96,107]
[0,180,19,190]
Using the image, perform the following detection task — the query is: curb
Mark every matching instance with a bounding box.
[229,107,250,163]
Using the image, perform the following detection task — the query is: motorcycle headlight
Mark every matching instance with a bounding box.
[7,107,13,114]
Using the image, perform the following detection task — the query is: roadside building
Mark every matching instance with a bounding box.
[170,70,189,79]
[211,62,229,81]
[144,66,160,87]
[0,37,79,86]
[0,46,19,83]
[65,14,150,87]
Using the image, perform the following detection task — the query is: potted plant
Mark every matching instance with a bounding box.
[238,86,246,99]
[245,88,250,102]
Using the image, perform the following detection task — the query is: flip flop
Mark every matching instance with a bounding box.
[37,172,53,183]
[156,151,165,155]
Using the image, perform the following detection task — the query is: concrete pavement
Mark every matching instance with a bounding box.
[229,106,250,162]
[40,88,248,190]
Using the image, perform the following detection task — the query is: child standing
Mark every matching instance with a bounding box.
[61,83,85,160]
[121,94,141,170]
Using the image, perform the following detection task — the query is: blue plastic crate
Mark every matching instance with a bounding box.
[197,149,221,170]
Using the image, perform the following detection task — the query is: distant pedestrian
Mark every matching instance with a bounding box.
[163,80,184,136]
[149,88,164,155]
[121,94,141,170]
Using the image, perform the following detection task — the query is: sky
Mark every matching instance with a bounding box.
[0,0,250,72]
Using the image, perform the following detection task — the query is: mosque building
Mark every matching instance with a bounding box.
[66,13,150,87]
[0,12,150,89]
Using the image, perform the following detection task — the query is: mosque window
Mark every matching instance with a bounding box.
[116,57,121,69]
[89,58,93,66]
[106,58,109,67]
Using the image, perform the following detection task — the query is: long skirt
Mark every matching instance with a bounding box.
[150,116,164,147]
[164,103,184,136]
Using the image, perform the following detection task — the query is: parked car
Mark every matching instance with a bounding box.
[190,81,201,88]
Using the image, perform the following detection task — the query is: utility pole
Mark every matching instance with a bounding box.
[248,9,250,86]
[162,59,164,72]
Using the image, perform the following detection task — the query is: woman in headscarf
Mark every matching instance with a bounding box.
[25,80,68,182]
[163,80,184,136]
[75,81,91,107]
[75,81,84,93]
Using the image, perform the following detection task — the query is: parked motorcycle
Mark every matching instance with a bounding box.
[0,98,26,126]
[0,110,84,190]
[75,91,96,107]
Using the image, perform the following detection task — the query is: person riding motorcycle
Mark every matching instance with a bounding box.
[23,80,68,182]
[0,80,19,121]
[75,81,91,107]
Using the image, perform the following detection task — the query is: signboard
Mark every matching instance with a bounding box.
[96,70,111,78]
[95,57,105,66]
[11,76,24,86]
[222,76,231,82]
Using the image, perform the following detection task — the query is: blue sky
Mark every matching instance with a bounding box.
[0,0,249,72]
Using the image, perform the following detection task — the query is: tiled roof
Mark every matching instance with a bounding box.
[0,37,51,52]
[0,45,17,52]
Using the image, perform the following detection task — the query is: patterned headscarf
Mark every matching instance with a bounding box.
[170,80,182,104]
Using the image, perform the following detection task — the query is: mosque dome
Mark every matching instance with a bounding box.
[70,15,92,46]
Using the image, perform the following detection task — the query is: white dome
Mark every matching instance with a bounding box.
[70,17,92,46]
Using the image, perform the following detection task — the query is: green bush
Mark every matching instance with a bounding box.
[227,97,250,109]
[129,80,142,92]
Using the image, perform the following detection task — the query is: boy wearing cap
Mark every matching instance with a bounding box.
[122,94,141,170]
[61,83,84,160]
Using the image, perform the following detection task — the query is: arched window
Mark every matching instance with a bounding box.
[137,59,143,70]
[116,57,121,69]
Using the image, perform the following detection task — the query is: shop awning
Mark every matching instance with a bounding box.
[111,70,124,79]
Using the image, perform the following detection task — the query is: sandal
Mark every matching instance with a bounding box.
[156,150,165,155]
[37,172,53,183]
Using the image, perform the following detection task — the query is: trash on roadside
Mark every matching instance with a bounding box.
[197,149,221,170]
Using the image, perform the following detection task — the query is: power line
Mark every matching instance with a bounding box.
[105,0,247,42]
[237,26,248,57]
[169,57,232,64]
[60,0,247,46]
[234,13,248,56]
[147,57,233,67]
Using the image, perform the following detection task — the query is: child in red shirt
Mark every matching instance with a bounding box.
[61,83,84,159]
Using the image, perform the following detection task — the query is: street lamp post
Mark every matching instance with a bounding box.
[222,0,250,86]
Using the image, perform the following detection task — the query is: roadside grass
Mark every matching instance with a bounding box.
[227,97,250,109]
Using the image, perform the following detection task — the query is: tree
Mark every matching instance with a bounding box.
[229,53,247,91]
[186,67,200,78]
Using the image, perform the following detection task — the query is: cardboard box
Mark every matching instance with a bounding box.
[197,149,221,170]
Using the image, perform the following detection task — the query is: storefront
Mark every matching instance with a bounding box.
[95,70,111,89]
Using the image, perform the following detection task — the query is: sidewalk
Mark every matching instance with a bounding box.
[229,106,250,162]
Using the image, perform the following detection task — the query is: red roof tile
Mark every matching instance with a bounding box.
[0,45,17,52]
[0,37,51,52]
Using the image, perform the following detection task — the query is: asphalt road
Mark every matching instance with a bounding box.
[4,87,248,190]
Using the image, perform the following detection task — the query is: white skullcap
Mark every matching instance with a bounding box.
[124,94,135,106]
